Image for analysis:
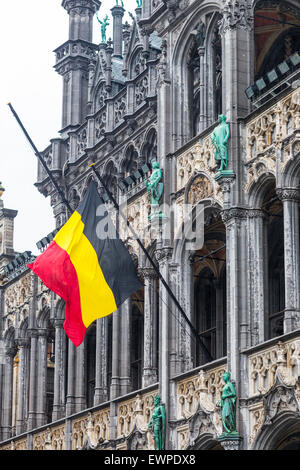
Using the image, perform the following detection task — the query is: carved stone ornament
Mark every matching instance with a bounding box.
[186,406,220,449]
[263,379,300,427]
[187,174,213,206]
[219,0,253,34]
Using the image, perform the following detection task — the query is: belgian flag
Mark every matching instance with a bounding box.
[28,182,142,346]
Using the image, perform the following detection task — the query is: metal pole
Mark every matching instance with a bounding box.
[7,103,72,214]
[89,163,213,363]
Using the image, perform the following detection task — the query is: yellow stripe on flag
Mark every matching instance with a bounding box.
[55,211,117,328]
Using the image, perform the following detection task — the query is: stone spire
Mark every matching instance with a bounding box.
[0,184,18,268]
[55,0,101,131]
[111,4,125,59]
[62,0,101,42]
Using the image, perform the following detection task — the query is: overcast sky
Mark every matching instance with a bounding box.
[0,0,137,255]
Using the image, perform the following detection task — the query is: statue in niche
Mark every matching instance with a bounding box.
[147,395,166,450]
[217,372,238,436]
[196,20,206,47]
[211,114,230,172]
[145,160,164,221]
[94,7,110,43]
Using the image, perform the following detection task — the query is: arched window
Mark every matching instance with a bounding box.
[187,40,200,137]
[46,327,55,423]
[142,128,157,165]
[193,213,226,365]
[211,24,222,120]
[103,161,118,199]
[85,323,96,408]
[122,145,138,176]
[106,316,113,400]
[263,187,285,339]
[131,305,144,391]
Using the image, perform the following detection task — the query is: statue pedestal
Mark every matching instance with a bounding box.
[218,433,242,451]
[214,169,235,181]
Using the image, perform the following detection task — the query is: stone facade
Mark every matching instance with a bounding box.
[1,0,300,450]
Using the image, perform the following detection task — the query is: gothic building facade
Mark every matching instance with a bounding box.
[1,0,300,450]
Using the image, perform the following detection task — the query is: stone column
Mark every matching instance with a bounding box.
[111,6,125,59]
[52,319,66,421]
[94,317,108,405]
[66,340,76,416]
[141,267,158,388]
[36,329,48,428]
[219,1,253,206]
[155,246,173,449]
[16,338,29,435]
[198,46,207,133]
[277,188,300,333]
[1,347,16,440]
[74,343,86,412]
[27,329,38,430]
[120,298,132,396]
[110,309,121,399]
[221,208,249,440]
[247,209,268,345]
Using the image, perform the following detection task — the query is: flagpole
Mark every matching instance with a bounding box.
[7,102,213,362]
[89,163,213,363]
[7,103,72,214]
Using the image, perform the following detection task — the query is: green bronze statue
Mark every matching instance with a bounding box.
[217,372,238,436]
[211,114,230,172]
[145,160,164,221]
[136,0,142,6]
[147,395,166,450]
[94,7,110,43]
[115,0,124,7]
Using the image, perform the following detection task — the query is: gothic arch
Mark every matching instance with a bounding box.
[140,127,157,164]
[3,325,16,350]
[121,143,139,176]
[281,148,300,187]
[173,200,223,265]
[55,298,65,321]
[189,432,222,450]
[18,317,29,340]
[171,3,222,147]
[37,304,51,329]
[81,174,99,198]
[129,46,146,80]
[247,172,276,208]
[253,411,300,450]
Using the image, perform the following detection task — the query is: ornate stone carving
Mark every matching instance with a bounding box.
[276,188,300,202]
[114,92,127,125]
[248,338,300,398]
[219,0,253,34]
[117,390,157,439]
[177,134,223,205]
[187,175,213,205]
[177,365,226,420]
[245,88,300,192]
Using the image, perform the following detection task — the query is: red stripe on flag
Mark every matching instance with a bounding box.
[28,241,86,347]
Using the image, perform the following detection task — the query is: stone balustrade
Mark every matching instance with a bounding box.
[248,337,300,397]
[176,363,227,420]
[245,88,300,193]
[117,389,158,439]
